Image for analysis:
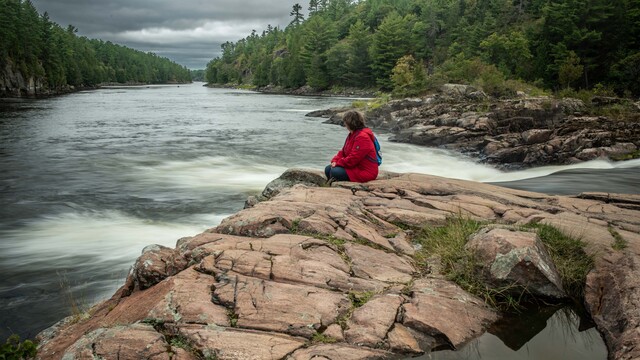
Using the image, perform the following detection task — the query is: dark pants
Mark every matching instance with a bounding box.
[325,165,350,181]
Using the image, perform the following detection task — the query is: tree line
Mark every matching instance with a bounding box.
[0,0,191,91]
[205,0,640,98]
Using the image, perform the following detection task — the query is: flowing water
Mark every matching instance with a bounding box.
[1,83,637,356]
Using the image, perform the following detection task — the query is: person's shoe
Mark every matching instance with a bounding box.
[325,177,336,187]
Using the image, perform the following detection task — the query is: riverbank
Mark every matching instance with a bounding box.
[0,82,192,99]
[205,82,377,98]
[35,169,640,359]
[1,62,192,98]
[309,84,640,169]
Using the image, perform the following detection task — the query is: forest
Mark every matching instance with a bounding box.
[0,0,191,91]
[205,0,640,98]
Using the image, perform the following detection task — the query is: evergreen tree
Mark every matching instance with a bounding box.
[199,0,640,96]
[309,0,319,14]
[370,11,413,89]
[289,3,305,27]
[345,19,374,86]
[300,15,337,89]
[479,31,532,78]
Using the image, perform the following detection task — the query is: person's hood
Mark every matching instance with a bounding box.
[359,127,375,140]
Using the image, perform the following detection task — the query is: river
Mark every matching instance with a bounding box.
[1,83,637,357]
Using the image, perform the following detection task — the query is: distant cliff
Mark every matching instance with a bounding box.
[1,61,47,97]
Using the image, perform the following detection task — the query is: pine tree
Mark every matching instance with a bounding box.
[289,3,305,27]
[309,0,319,14]
[300,15,337,89]
[370,11,413,89]
[345,19,374,86]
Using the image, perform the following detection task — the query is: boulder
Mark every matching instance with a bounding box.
[465,228,566,299]
[129,244,189,290]
[258,168,327,201]
[521,129,553,144]
[402,278,498,349]
[441,84,478,98]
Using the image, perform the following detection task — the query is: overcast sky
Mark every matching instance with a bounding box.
[31,0,306,70]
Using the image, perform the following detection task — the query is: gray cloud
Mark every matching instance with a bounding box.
[31,0,306,69]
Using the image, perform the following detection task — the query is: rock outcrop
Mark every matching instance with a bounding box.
[36,170,640,360]
[311,85,640,168]
[466,227,566,299]
[0,61,47,97]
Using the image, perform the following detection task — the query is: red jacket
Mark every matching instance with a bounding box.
[332,127,379,182]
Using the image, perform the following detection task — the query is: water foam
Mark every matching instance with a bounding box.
[0,210,219,265]
[379,135,640,183]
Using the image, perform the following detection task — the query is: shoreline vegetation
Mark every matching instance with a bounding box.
[204,0,640,102]
[0,0,191,99]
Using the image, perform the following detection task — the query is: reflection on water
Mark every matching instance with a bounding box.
[418,307,607,360]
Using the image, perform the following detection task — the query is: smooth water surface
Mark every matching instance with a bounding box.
[421,307,607,360]
[1,83,636,356]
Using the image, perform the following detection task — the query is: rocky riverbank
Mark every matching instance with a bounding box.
[206,83,377,98]
[310,84,640,169]
[35,169,640,360]
[0,61,77,98]
[0,61,190,98]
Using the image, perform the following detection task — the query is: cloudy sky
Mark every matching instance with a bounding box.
[31,0,306,69]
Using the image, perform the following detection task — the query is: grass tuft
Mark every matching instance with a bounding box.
[57,271,91,323]
[524,224,594,299]
[608,226,628,250]
[311,332,337,344]
[413,216,482,281]
[348,290,375,308]
[413,217,524,310]
[226,309,239,327]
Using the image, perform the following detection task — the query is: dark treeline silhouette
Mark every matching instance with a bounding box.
[205,0,640,97]
[0,0,191,93]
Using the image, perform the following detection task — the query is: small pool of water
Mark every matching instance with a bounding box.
[413,306,607,360]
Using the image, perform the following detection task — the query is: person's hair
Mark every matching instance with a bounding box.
[342,110,366,130]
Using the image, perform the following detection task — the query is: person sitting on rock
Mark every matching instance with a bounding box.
[325,110,379,184]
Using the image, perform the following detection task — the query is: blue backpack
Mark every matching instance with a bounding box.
[373,136,382,165]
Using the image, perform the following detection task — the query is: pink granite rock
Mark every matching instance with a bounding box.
[179,324,306,360]
[466,227,566,299]
[130,244,189,290]
[287,343,391,360]
[213,273,351,337]
[345,294,404,347]
[402,278,498,348]
[61,324,174,360]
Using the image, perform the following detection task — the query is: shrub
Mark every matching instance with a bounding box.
[391,55,427,97]
[1,335,37,360]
